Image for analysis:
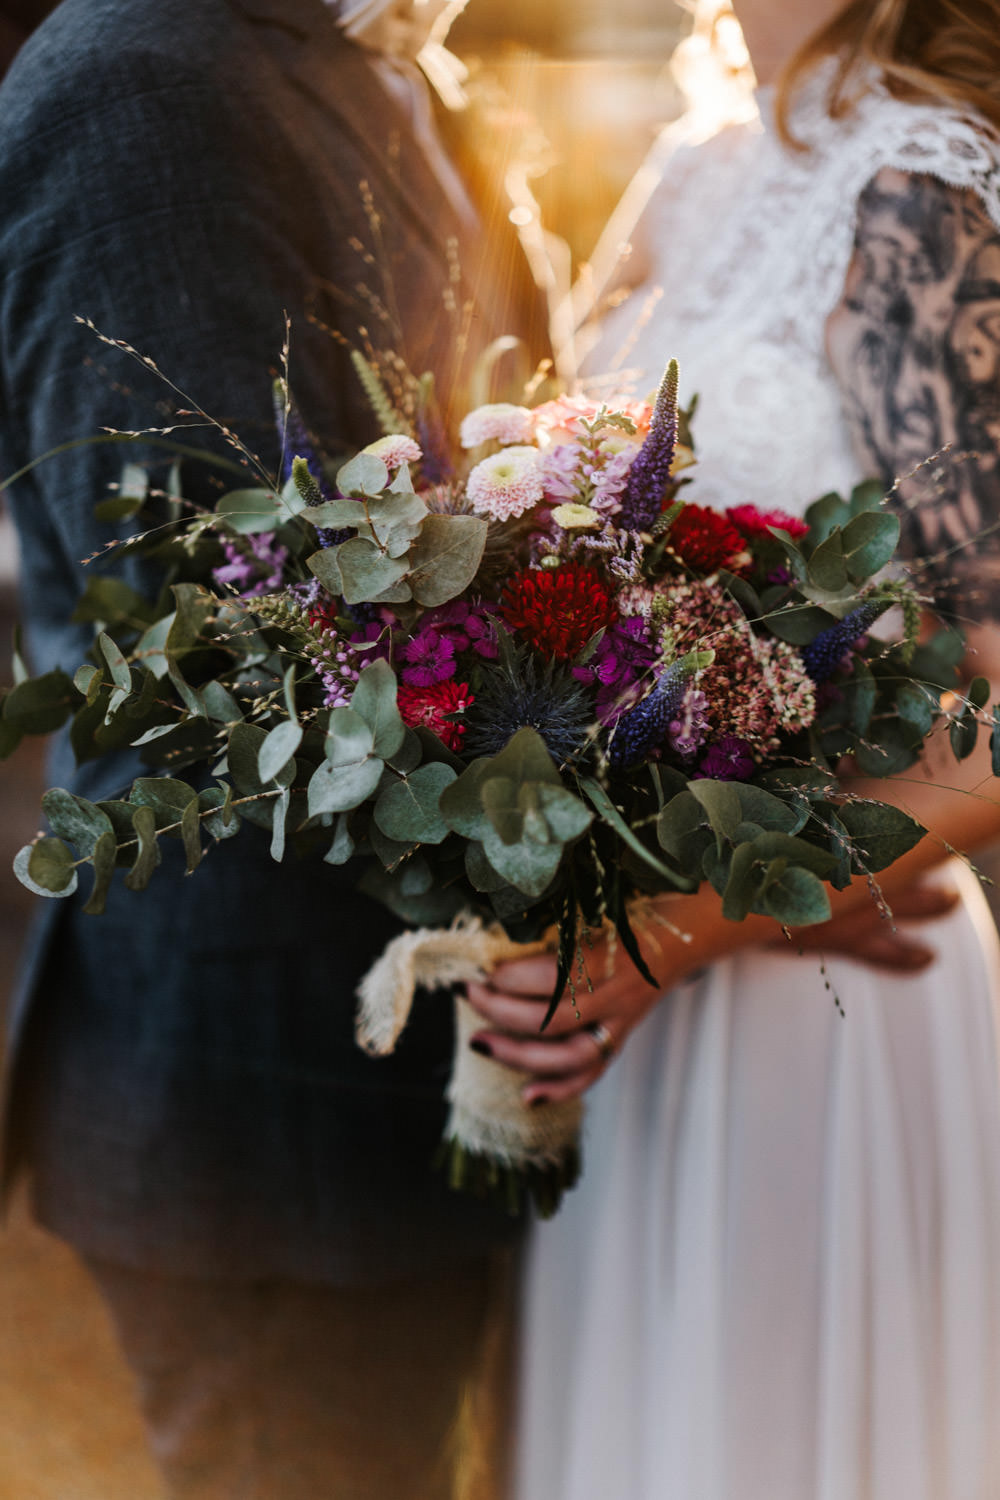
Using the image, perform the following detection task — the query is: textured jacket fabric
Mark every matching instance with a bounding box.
[0,0,543,1280]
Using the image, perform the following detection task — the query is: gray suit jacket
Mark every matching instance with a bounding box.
[0,0,545,1281]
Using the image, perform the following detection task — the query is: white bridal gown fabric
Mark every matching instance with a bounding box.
[516,71,1000,1500]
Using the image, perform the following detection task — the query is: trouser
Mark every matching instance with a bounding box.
[84,1252,508,1500]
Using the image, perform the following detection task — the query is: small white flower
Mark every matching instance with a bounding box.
[363,434,423,470]
[551,503,601,530]
[460,403,534,449]
[466,446,544,521]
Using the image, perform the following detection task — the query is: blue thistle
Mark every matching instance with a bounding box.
[465,643,594,764]
[608,661,687,769]
[800,599,889,683]
[619,359,679,532]
[273,383,346,548]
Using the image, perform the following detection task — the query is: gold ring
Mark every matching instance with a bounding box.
[585,1021,616,1064]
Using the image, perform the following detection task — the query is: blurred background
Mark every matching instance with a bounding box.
[0,2,687,1494]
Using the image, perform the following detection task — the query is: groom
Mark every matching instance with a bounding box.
[0,0,546,1493]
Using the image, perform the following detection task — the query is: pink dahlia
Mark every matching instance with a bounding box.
[363,434,423,471]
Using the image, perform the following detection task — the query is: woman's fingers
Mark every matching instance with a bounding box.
[467,1024,611,1078]
[486,954,563,998]
[464,982,586,1037]
[521,1063,606,1107]
[882,884,960,920]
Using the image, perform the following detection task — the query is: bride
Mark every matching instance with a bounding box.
[465,2,1000,1495]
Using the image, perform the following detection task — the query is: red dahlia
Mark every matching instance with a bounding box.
[500,563,618,662]
[397,679,473,752]
[667,504,746,574]
[726,504,809,541]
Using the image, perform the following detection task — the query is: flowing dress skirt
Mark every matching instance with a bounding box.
[516,864,1000,1500]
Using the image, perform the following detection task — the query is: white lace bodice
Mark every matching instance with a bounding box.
[587,65,1000,518]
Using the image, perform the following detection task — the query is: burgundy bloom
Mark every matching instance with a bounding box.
[500,563,618,662]
[695,736,755,781]
[667,505,746,574]
[397,680,474,751]
[398,627,457,686]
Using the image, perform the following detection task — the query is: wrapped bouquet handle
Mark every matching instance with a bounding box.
[356,917,583,1217]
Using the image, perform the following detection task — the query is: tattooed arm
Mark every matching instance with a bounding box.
[827,168,1000,625]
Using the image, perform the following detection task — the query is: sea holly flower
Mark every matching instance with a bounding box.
[460,403,534,448]
[500,562,618,662]
[465,642,594,762]
[397,680,474,751]
[467,446,544,521]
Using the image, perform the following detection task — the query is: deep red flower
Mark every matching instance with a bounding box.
[666,504,746,574]
[308,596,340,634]
[397,679,473,751]
[499,563,618,662]
[726,504,810,541]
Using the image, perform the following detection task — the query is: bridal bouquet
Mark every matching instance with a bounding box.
[4,359,993,1214]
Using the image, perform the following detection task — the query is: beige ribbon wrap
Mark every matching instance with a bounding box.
[355,916,583,1170]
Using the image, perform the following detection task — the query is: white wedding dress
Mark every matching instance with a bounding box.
[515,69,1000,1500]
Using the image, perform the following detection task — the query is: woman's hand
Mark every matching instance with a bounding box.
[466,937,673,1107]
[466,880,962,1105]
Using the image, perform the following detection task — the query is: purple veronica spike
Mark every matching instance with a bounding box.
[608,660,687,769]
[618,358,679,532]
[274,384,349,548]
[800,600,886,683]
[416,409,454,486]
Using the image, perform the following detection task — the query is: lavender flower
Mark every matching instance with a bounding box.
[800,600,886,683]
[608,660,688,769]
[618,359,679,532]
[212,533,289,598]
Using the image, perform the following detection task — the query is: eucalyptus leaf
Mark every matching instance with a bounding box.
[688,779,742,841]
[27,836,78,894]
[765,605,836,646]
[842,510,900,582]
[337,537,410,605]
[535,783,593,842]
[269,786,290,862]
[336,452,390,497]
[736,784,806,834]
[480,822,563,898]
[407,515,488,608]
[325,814,356,865]
[836,801,925,871]
[895,681,936,734]
[215,487,282,535]
[124,804,161,890]
[42,788,114,854]
[14,843,78,898]
[760,865,831,925]
[350,659,406,760]
[2,669,75,734]
[307,756,384,817]
[198,786,242,842]
[181,797,203,872]
[258,720,303,784]
[307,548,344,596]
[439,758,492,839]
[807,531,848,592]
[374,762,457,845]
[130,777,199,832]
[82,830,118,915]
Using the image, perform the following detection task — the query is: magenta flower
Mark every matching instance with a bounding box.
[695,737,755,781]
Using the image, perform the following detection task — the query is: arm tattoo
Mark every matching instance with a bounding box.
[827,168,1000,622]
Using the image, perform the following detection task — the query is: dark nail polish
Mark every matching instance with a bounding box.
[529,1094,549,1109]
[469,1038,492,1057]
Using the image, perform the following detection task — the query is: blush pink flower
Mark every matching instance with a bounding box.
[459,403,534,448]
[466,446,544,521]
[363,434,423,471]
